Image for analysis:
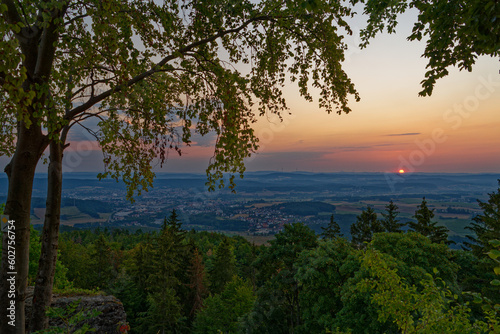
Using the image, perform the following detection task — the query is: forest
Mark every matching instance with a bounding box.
[15,182,500,333]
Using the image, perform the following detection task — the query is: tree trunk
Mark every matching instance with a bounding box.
[30,141,64,332]
[0,122,47,334]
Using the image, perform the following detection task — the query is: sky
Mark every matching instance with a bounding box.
[2,9,499,175]
[159,10,500,174]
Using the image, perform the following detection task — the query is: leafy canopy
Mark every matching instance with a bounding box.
[0,0,360,196]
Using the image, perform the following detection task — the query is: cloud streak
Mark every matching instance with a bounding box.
[385,132,420,137]
[327,143,399,152]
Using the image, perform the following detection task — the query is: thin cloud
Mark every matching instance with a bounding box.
[386,132,420,137]
[190,132,217,147]
[256,151,328,161]
[328,143,398,152]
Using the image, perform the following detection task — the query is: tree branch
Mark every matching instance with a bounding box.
[15,0,30,27]
[72,119,100,140]
[64,13,89,26]
[65,14,275,121]
[2,0,42,48]
[34,4,68,81]
[1,0,22,25]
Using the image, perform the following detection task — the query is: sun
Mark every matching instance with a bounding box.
[398,169,405,174]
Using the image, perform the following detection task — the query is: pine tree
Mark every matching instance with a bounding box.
[380,200,405,233]
[124,239,156,332]
[142,210,189,333]
[465,180,500,257]
[162,209,184,234]
[350,207,383,247]
[89,234,114,289]
[187,248,209,318]
[410,198,436,236]
[209,237,236,294]
[321,214,343,239]
[411,198,451,244]
[430,225,453,245]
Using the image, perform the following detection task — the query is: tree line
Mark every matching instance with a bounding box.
[19,182,499,333]
[347,197,452,246]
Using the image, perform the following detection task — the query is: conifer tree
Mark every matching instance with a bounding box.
[433,225,455,245]
[411,198,451,245]
[130,236,156,293]
[351,207,383,247]
[321,214,343,239]
[242,223,318,332]
[209,237,237,294]
[123,239,156,332]
[381,200,405,233]
[465,181,500,257]
[158,211,187,329]
[138,210,189,333]
[187,248,209,318]
[162,209,184,234]
[89,234,114,289]
[411,198,435,237]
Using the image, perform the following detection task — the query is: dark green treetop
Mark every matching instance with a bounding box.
[411,197,452,245]
[350,206,383,247]
[466,180,500,257]
[321,214,343,239]
[380,200,405,233]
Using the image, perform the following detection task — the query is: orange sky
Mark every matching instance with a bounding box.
[161,24,500,174]
[61,26,500,174]
[241,52,500,173]
[3,10,498,175]
[241,12,500,174]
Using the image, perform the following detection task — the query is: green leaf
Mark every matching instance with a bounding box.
[473,294,483,303]
[489,239,500,247]
[487,249,500,260]
[491,279,500,286]
[482,304,492,312]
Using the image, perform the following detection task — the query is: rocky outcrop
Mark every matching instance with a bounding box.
[25,287,127,333]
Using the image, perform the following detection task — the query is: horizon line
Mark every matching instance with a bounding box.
[7,170,500,177]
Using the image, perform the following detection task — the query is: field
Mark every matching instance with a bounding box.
[31,203,111,226]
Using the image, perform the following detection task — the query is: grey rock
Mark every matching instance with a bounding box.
[25,287,128,333]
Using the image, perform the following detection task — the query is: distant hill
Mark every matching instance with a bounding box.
[1,171,499,198]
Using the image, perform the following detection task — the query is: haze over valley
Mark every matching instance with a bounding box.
[3,171,498,247]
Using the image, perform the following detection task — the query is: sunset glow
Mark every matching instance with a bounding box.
[4,11,499,175]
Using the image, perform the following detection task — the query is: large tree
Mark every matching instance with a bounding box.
[466,181,500,257]
[380,200,405,233]
[243,223,318,332]
[321,214,343,239]
[143,211,188,333]
[410,197,451,245]
[350,206,383,247]
[0,1,361,332]
[209,237,236,295]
